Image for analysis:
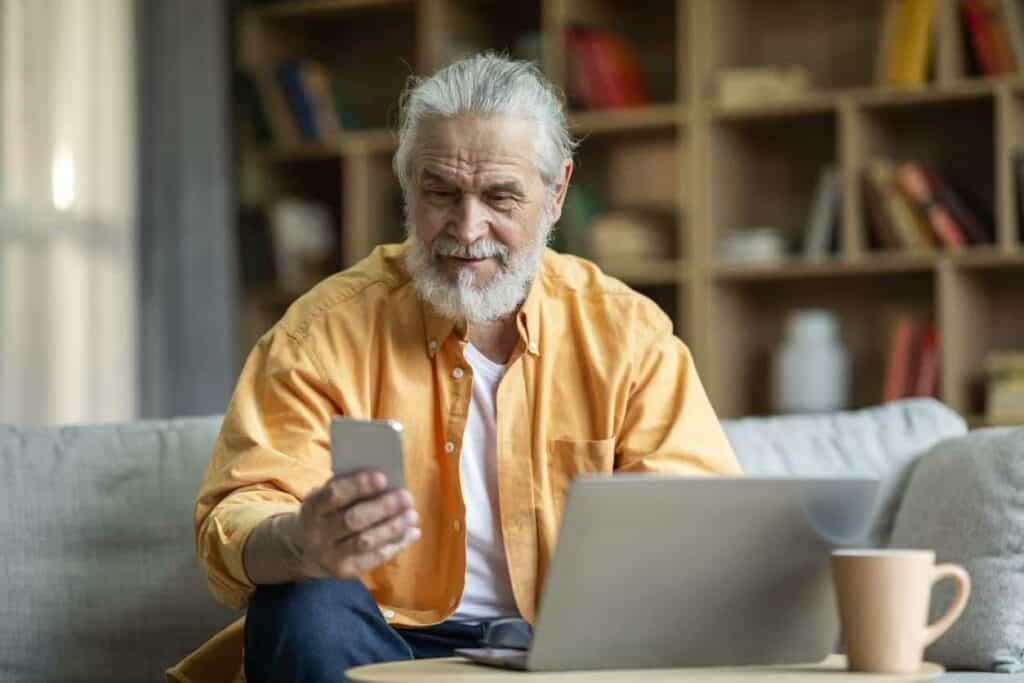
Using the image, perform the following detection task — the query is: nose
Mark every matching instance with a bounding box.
[447,195,490,246]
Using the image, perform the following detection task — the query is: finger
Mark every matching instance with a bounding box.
[304,470,387,522]
[336,526,422,578]
[343,508,419,554]
[332,488,413,538]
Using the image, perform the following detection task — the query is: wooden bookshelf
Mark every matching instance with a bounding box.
[233,0,1024,423]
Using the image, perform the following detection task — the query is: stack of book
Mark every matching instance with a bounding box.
[882,314,941,402]
[238,60,363,146]
[565,25,650,110]
[875,0,1024,87]
[985,350,1024,421]
[861,160,993,251]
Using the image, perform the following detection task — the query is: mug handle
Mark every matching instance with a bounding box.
[923,563,971,647]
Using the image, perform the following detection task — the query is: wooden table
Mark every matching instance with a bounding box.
[347,654,943,682]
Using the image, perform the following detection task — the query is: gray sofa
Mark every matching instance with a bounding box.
[0,399,1012,681]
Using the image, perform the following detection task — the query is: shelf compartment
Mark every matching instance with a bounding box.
[562,0,680,110]
[708,271,935,419]
[707,0,884,93]
[853,94,997,253]
[422,0,542,73]
[240,1,417,130]
[940,260,1024,416]
[710,110,837,257]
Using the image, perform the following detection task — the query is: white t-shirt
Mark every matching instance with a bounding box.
[450,342,519,621]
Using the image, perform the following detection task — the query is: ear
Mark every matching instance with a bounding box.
[545,158,575,225]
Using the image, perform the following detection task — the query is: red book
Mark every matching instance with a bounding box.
[883,316,917,402]
[566,26,599,109]
[913,326,940,398]
[895,162,967,249]
[922,168,993,245]
[584,30,626,108]
[605,33,650,106]
[963,0,1001,75]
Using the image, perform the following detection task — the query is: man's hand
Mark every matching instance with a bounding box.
[299,470,421,580]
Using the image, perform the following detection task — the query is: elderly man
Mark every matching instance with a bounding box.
[191,54,740,682]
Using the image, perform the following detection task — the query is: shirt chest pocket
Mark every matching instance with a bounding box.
[546,437,616,521]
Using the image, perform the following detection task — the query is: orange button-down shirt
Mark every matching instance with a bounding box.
[195,243,741,627]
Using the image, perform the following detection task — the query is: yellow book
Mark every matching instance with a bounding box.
[876,0,905,84]
[886,0,937,87]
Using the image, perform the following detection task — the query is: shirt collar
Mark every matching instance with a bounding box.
[420,250,548,359]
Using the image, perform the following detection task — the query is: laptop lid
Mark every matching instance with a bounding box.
[526,476,880,671]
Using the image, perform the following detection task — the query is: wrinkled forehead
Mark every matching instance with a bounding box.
[412,113,543,188]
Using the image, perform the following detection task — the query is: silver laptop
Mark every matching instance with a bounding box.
[457,476,880,671]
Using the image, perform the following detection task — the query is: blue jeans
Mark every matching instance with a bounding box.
[244,579,488,682]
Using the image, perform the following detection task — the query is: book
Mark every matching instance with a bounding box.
[963,0,1001,75]
[1016,150,1024,241]
[1001,0,1024,70]
[984,349,1024,377]
[922,167,993,244]
[565,25,649,110]
[983,0,1018,72]
[301,61,342,143]
[277,60,320,140]
[895,162,967,249]
[883,315,918,402]
[886,0,937,86]
[803,166,841,258]
[877,0,906,83]
[234,70,273,144]
[866,160,936,249]
[861,168,901,249]
[251,65,299,144]
[912,325,940,397]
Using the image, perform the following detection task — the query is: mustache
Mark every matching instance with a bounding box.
[431,235,509,262]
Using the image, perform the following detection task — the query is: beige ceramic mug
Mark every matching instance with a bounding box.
[832,549,971,674]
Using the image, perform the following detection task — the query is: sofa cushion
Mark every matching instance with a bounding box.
[722,398,968,546]
[0,417,237,682]
[889,428,1024,673]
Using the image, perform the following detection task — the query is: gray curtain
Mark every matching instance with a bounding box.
[136,0,237,418]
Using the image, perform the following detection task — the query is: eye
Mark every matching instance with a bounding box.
[487,193,517,209]
[425,188,456,200]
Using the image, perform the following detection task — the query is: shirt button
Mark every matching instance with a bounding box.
[452,367,464,380]
[428,339,438,352]
[453,520,461,531]
[382,609,395,619]
[528,342,539,354]
[445,441,456,453]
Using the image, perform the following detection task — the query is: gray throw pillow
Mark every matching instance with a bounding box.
[889,427,1024,673]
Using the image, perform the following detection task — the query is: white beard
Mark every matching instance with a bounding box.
[405,211,553,323]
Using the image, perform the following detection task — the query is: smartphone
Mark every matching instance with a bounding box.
[330,416,406,490]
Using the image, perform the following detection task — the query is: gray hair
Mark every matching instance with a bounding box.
[392,53,577,197]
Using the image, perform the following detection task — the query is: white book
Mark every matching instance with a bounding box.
[803,166,841,258]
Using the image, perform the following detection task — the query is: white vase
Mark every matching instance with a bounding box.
[772,309,850,414]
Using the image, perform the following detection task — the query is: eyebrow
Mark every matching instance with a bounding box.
[418,169,525,196]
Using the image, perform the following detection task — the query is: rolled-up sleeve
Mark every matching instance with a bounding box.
[195,325,338,608]
[615,306,742,478]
